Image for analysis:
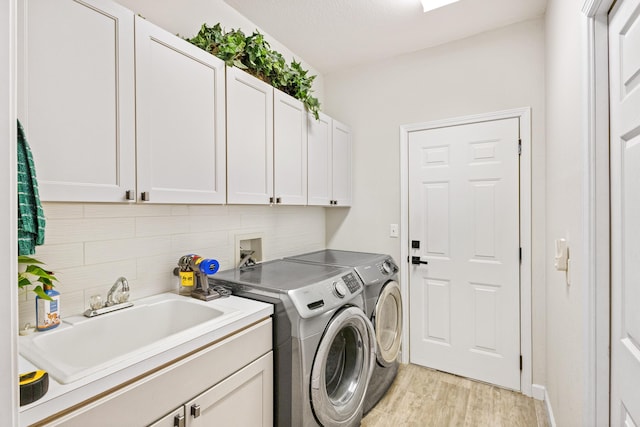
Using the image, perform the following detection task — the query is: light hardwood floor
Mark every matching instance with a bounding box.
[362,364,549,427]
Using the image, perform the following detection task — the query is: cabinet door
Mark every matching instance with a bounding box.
[226,67,273,204]
[331,119,352,207]
[135,16,226,204]
[187,352,273,427]
[18,0,136,202]
[307,112,332,206]
[149,408,185,427]
[273,91,307,205]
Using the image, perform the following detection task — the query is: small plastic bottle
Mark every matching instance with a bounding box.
[36,284,61,331]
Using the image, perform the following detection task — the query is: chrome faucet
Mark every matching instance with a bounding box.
[84,276,134,318]
[105,276,130,306]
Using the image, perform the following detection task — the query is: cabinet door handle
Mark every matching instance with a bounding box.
[174,414,185,427]
[125,190,135,201]
[141,191,150,202]
[191,404,201,418]
[276,197,281,204]
[269,196,274,204]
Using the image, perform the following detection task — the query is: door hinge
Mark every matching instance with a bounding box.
[520,355,523,371]
[518,139,522,155]
[519,247,522,263]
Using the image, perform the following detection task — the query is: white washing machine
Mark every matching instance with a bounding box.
[210,259,376,427]
[286,250,402,414]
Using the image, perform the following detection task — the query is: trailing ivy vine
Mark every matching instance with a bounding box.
[188,24,320,119]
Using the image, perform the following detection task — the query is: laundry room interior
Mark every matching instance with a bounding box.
[2,0,635,426]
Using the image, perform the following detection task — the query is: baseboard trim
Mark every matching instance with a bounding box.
[531,384,546,400]
[544,387,557,427]
[531,384,556,427]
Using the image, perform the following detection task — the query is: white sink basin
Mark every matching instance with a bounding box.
[19,293,244,384]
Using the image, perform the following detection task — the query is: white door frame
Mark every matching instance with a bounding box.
[2,0,19,424]
[582,0,614,425]
[400,107,532,396]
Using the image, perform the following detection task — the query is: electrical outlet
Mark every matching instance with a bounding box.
[389,224,399,238]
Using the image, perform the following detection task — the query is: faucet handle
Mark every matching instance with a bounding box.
[118,290,130,303]
[89,295,103,310]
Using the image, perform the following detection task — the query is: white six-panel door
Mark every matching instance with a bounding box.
[408,118,521,390]
[609,0,640,424]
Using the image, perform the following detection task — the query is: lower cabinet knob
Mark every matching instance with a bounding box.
[174,414,185,427]
[191,404,201,418]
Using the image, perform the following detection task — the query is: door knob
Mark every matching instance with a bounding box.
[411,256,428,265]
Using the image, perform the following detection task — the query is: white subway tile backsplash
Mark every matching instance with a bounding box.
[135,216,187,237]
[53,260,138,293]
[42,203,84,219]
[187,205,230,216]
[85,236,172,264]
[45,218,135,245]
[18,203,326,326]
[171,205,190,216]
[170,231,229,254]
[188,214,241,233]
[33,243,84,269]
[83,203,173,218]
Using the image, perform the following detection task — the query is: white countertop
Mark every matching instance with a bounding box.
[18,294,273,426]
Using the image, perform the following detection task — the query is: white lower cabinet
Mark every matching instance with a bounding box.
[150,407,185,427]
[40,320,273,427]
[150,353,273,427]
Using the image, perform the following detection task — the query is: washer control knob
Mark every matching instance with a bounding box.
[381,260,393,275]
[333,281,348,298]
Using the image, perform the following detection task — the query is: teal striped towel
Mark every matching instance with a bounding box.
[17,120,46,255]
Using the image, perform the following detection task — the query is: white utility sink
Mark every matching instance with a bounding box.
[19,293,245,384]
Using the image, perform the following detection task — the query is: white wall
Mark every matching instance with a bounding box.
[544,0,587,424]
[115,0,324,103]
[323,18,547,385]
[18,204,325,323]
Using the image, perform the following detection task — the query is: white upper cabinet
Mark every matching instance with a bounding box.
[307,112,333,206]
[307,114,352,207]
[227,68,309,205]
[273,91,308,205]
[226,67,274,204]
[135,16,226,204]
[18,0,136,202]
[331,119,352,206]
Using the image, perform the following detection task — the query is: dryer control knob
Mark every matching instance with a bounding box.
[381,260,393,275]
[333,281,348,298]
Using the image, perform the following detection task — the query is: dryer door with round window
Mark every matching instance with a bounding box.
[373,280,402,366]
[310,306,376,427]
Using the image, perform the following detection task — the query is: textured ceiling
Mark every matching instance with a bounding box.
[223,0,547,74]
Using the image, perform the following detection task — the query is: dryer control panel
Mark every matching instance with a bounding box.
[288,271,364,319]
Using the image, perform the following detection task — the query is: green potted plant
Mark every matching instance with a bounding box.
[18,255,58,300]
[187,24,321,119]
